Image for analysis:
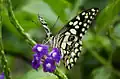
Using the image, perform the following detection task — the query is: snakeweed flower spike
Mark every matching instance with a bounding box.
[0,72,4,79]
[32,44,61,72]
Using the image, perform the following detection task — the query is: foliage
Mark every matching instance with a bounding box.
[0,0,120,79]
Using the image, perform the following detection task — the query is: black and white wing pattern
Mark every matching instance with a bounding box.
[38,8,99,70]
[52,8,99,69]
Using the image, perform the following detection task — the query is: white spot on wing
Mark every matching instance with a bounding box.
[68,66,70,70]
[90,16,93,19]
[82,28,85,32]
[77,53,80,56]
[82,12,85,15]
[74,57,77,62]
[92,13,95,15]
[83,23,87,27]
[71,63,74,67]
[63,36,69,42]
[65,32,70,35]
[96,9,99,12]
[67,41,72,45]
[85,15,88,18]
[67,51,69,54]
[76,16,80,20]
[75,49,79,53]
[80,40,82,45]
[71,52,75,57]
[66,59,69,65]
[61,43,66,49]
[73,21,78,26]
[69,22,73,25]
[91,8,95,12]
[63,50,67,54]
[70,29,77,34]
[87,25,90,28]
[70,58,73,63]
[80,46,82,50]
[89,12,91,15]
[79,22,82,25]
[79,33,83,37]
[75,43,79,47]
[87,20,91,23]
[74,37,78,41]
[75,25,79,29]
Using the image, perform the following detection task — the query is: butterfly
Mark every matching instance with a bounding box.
[38,8,99,70]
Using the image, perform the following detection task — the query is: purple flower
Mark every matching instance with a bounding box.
[43,57,56,72]
[32,54,41,70]
[32,44,48,57]
[49,48,61,63]
[0,72,4,79]
[32,44,62,72]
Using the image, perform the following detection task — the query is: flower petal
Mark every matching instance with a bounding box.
[32,44,49,57]
[49,48,61,63]
[32,54,41,70]
[0,72,4,79]
[43,57,56,72]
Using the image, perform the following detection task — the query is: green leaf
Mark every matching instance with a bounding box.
[22,69,57,79]
[22,0,64,25]
[83,32,112,52]
[44,0,71,22]
[91,67,113,79]
[96,0,120,33]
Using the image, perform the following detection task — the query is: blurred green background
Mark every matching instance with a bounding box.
[1,0,120,79]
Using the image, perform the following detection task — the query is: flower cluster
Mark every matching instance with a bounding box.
[32,44,61,72]
[0,72,4,79]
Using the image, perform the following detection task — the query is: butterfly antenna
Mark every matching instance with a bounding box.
[38,14,52,38]
[50,16,60,31]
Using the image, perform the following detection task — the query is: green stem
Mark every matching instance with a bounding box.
[5,0,68,79]
[85,45,120,77]
[90,50,110,66]
[54,68,68,79]
[0,0,12,79]
[5,0,36,46]
[91,50,120,77]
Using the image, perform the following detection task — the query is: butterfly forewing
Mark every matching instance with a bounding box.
[52,8,99,70]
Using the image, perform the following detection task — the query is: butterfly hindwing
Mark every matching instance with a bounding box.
[53,8,99,69]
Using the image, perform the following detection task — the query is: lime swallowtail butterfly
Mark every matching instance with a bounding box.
[38,8,99,70]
